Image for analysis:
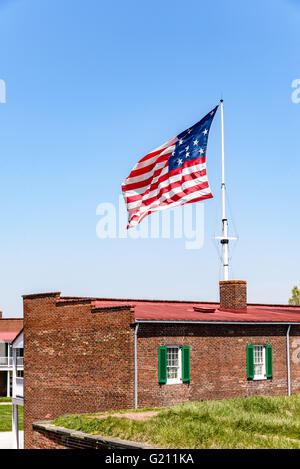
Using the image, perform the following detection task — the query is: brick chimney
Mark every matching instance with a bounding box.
[219,280,247,313]
[0,311,2,319]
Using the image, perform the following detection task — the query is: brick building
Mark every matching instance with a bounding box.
[23,281,300,449]
[0,314,23,396]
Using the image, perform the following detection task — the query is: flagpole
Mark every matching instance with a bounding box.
[220,99,229,281]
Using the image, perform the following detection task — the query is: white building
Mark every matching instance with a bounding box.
[0,340,23,397]
[11,329,24,450]
[0,315,23,397]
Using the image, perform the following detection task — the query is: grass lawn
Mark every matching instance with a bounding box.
[0,405,23,432]
[0,397,11,403]
[52,395,300,449]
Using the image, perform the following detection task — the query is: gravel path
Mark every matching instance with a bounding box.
[94,410,160,421]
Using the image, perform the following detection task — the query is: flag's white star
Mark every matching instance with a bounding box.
[185,145,189,152]
[179,138,183,145]
[187,129,192,134]
[177,158,183,165]
[203,129,208,135]
[199,148,204,154]
[193,139,199,146]
[171,151,175,156]
[210,111,214,116]
[185,152,190,158]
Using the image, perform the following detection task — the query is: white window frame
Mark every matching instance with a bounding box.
[166,346,182,385]
[253,345,267,380]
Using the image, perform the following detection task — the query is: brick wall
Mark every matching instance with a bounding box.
[219,281,247,311]
[23,293,135,449]
[32,428,69,450]
[136,323,300,408]
[23,292,300,449]
[31,422,153,449]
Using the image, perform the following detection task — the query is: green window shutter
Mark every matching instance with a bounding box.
[266,345,273,378]
[247,345,254,379]
[5,343,8,357]
[158,346,167,384]
[182,346,190,382]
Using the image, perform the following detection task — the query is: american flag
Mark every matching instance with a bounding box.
[122,106,218,228]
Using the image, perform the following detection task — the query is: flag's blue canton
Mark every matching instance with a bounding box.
[169,106,218,171]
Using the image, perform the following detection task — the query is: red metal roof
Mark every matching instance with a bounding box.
[92,299,300,323]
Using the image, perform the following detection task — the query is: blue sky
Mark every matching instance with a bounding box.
[0,0,299,317]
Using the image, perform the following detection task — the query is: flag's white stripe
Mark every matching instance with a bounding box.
[123,159,169,185]
[129,155,160,172]
[181,176,208,191]
[129,179,209,214]
[153,186,211,211]
[159,145,176,156]
[130,187,212,223]
[145,163,169,186]
[128,187,212,227]
[127,177,209,215]
[123,164,169,196]
[124,144,175,177]
[124,161,207,200]
[149,137,177,153]
[130,139,177,172]
[143,162,207,198]
[126,174,208,210]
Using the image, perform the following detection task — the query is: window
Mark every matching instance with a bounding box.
[158,345,190,384]
[253,345,266,380]
[167,346,182,384]
[247,345,273,380]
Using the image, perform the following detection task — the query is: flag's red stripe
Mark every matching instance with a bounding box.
[136,138,176,164]
[141,180,210,207]
[123,156,206,193]
[125,168,207,204]
[126,153,170,179]
[129,190,213,226]
[185,193,213,204]
[138,148,165,163]
[124,159,206,202]
[129,181,210,217]
[123,160,169,191]
[127,169,208,206]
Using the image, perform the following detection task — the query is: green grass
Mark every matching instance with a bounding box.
[0,405,23,432]
[0,397,12,403]
[52,395,300,449]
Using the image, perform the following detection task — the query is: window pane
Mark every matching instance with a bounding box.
[254,345,265,377]
[167,367,178,379]
[167,347,179,380]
